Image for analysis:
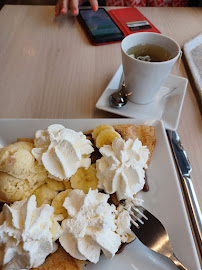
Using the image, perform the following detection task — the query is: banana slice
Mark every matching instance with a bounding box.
[96,129,122,149]
[34,185,59,207]
[70,164,98,194]
[51,189,72,219]
[63,180,71,190]
[92,124,114,140]
[46,178,71,190]
[33,178,67,207]
[46,179,66,191]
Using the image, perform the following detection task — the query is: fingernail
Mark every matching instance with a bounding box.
[93,5,98,12]
[61,8,66,15]
[72,9,77,16]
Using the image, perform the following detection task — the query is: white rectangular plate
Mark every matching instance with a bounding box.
[0,118,200,270]
[96,66,188,131]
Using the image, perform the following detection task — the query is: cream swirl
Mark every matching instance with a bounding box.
[0,195,61,270]
[96,138,149,200]
[32,124,94,180]
[59,189,134,263]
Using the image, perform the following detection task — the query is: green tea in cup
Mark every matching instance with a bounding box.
[127,44,172,62]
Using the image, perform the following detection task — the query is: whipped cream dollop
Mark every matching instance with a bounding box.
[0,195,61,270]
[59,189,134,263]
[32,124,94,180]
[116,197,143,242]
[96,138,149,200]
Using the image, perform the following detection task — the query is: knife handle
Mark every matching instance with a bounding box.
[182,176,202,255]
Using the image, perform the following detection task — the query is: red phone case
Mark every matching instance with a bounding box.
[107,7,161,38]
[93,7,160,45]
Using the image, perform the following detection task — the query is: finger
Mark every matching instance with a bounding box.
[70,0,79,16]
[55,0,63,16]
[89,0,98,12]
[61,0,68,15]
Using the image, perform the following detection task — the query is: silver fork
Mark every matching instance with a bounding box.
[129,205,188,270]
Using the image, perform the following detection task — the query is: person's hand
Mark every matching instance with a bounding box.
[55,0,98,17]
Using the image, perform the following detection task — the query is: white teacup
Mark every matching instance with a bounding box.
[121,32,181,104]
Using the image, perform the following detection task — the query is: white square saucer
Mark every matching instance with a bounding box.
[96,65,188,131]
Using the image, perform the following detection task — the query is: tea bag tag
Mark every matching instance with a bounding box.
[137,55,152,62]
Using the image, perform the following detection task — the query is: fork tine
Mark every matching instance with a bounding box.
[132,207,148,221]
[130,216,140,228]
[132,205,156,221]
[130,210,144,224]
[129,211,142,226]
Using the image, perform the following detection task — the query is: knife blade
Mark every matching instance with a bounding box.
[167,130,202,256]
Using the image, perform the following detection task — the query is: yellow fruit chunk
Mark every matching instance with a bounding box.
[51,189,72,219]
[46,179,66,191]
[70,164,98,194]
[92,124,114,140]
[63,180,71,190]
[96,129,121,149]
[34,185,58,207]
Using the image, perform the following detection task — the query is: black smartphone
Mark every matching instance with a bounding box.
[78,8,125,45]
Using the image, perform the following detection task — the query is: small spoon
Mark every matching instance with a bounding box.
[109,84,131,108]
[109,84,127,109]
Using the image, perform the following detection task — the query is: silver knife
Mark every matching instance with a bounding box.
[167,130,202,256]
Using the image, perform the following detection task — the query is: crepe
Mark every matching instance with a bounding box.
[31,246,88,270]
[1,124,156,270]
[32,124,156,270]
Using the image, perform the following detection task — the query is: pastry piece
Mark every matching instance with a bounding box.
[0,142,47,203]
[113,124,156,166]
[31,246,88,270]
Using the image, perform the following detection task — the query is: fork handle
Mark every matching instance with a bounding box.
[170,254,188,270]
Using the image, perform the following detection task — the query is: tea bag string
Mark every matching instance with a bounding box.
[176,49,182,75]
